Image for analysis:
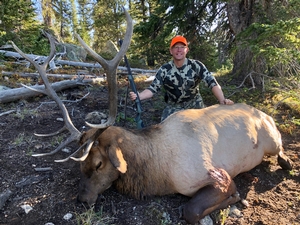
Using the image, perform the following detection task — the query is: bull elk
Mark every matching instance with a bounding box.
[11,10,293,225]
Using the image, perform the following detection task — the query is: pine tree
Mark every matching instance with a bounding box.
[76,0,94,46]
[92,0,126,53]
[227,0,300,82]
[0,0,47,54]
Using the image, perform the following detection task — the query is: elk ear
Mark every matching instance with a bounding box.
[108,145,127,173]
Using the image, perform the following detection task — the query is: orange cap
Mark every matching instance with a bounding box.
[170,35,188,48]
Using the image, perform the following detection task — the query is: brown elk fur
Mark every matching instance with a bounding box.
[77,103,293,223]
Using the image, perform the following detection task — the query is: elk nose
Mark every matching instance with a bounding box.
[77,195,92,208]
[77,193,99,208]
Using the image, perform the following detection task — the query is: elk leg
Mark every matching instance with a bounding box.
[181,168,240,225]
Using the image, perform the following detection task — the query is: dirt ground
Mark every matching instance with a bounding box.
[0,79,299,225]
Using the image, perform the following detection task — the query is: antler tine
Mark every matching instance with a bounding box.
[76,9,133,129]
[11,32,82,158]
[54,127,107,162]
[53,141,91,162]
[32,134,81,157]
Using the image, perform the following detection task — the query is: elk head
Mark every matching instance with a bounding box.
[10,9,133,162]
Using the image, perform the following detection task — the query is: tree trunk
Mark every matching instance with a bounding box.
[227,0,270,85]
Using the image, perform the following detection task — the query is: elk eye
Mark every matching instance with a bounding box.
[96,162,102,171]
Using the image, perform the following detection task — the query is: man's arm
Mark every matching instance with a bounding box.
[129,89,153,101]
[212,85,234,105]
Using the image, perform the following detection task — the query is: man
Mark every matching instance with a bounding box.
[129,35,234,121]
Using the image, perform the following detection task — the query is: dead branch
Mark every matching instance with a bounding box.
[34,167,53,172]
[0,110,15,116]
[236,72,256,90]
[225,71,275,99]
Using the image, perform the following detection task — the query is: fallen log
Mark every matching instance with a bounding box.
[1,71,98,79]
[1,70,140,78]
[0,78,103,103]
[0,50,157,74]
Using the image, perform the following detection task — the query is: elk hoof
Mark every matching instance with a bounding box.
[277,153,293,170]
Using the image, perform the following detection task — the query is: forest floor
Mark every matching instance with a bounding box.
[0,73,299,225]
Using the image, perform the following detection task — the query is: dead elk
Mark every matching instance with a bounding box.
[11,10,293,225]
[77,103,293,224]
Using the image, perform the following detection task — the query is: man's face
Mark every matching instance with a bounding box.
[170,42,189,61]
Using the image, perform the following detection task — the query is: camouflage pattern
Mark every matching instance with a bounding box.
[147,58,218,121]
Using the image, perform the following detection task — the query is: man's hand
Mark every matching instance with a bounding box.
[221,99,234,105]
[129,91,137,101]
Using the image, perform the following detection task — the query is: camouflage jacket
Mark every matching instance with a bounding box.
[147,58,218,104]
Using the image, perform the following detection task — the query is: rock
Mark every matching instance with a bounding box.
[62,148,71,153]
[200,215,213,225]
[85,111,108,124]
[229,205,243,218]
[0,189,13,209]
[63,213,73,220]
[241,198,250,207]
[20,204,33,214]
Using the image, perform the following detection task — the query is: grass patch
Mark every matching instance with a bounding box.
[12,133,35,149]
[75,206,115,225]
[13,108,38,121]
[145,202,172,225]
[210,70,300,136]
[12,133,26,146]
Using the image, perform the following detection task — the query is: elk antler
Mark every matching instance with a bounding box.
[75,8,133,129]
[10,32,82,158]
[10,9,133,162]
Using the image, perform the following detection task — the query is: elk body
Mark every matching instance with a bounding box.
[11,10,293,225]
[77,103,293,224]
